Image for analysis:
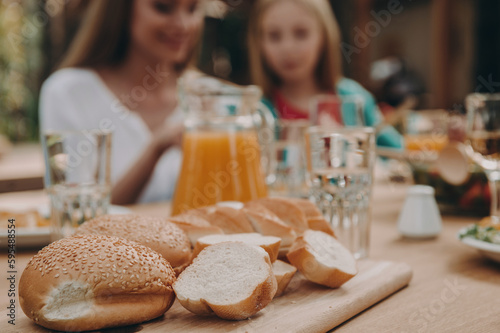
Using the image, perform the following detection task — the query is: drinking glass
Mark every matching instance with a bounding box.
[42,130,112,241]
[269,119,310,197]
[465,93,500,221]
[305,127,376,259]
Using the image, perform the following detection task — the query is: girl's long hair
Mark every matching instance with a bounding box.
[248,0,343,98]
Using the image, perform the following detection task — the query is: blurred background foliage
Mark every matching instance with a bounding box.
[0,0,43,142]
[1,0,500,143]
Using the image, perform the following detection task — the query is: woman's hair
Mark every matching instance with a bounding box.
[59,0,200,71]
[59,0,133,69]
[248,0,343,98]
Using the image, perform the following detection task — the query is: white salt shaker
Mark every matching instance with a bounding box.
[397,185,442,238]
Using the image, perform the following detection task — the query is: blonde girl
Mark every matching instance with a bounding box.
[248,0,402,147]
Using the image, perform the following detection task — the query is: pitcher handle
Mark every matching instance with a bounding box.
[255,101,277,185]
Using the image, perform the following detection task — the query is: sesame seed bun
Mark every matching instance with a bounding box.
[19,234,176,332]
[75,214,192,274]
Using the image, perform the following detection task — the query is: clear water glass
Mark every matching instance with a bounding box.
[42,130,112,241]
[305,127,376,259]
[269,119,311,197]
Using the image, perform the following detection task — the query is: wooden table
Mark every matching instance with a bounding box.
[1,182,499,332]
[0,143,44,193]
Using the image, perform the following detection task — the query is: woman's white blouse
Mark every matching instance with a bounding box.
[39,68,183,203]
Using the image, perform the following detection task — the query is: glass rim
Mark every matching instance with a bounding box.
[306,126,375,135]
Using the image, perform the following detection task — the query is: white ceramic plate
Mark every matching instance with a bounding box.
[457,227,500,264]
[0,205,132,249]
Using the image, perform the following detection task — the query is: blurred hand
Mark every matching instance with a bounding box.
[152,122,184,154]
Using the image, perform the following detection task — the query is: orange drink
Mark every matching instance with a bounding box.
[405,134,449,152]
[171,130,268,215]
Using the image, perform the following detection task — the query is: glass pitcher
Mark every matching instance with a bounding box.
[171,75,275,215]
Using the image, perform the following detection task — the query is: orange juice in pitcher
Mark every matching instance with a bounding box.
[171,76,274,215]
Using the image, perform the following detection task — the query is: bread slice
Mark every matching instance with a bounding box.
[173,242,277,320]
[250,198,309,232]
[194,206,254,234]
[168,211,224,247]
[287,230,357,288]
[272,260,297,297]
[288,198,335,236]
[242,202,296,248]
[192,233,281,262]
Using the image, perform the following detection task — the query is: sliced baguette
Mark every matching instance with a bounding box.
[272,260,297,297]
[288,198,335,236]
[192,233,281,262]
[242,202,296,248]
[168,211,224,247]
[173,242,277,320]
[287,230,357,288]
[194,206,254,234]
[251,198,309,233]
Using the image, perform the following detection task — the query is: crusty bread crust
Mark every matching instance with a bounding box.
[288,198,336,236]
[251,198,309,232]
[194,206,254,234]
[168,211,224,247]
[19,235,176,332]
[306,217,336,237]
[75,214,192,272]
[242,202,296,248]
[272,260,297,297]
[287,230,357,288]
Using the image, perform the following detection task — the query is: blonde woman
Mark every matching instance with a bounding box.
[40,0,205,204]
[248,0,402,147]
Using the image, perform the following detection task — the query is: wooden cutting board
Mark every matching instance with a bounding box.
[2,259,412,333]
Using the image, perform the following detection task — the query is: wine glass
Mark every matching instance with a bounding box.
[465,93,500,221]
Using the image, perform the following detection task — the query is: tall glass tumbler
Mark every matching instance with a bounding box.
[42,130,112,241]
[269,119,310,197]
[305,127,376,259]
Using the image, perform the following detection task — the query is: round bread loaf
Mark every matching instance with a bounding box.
[75,214,192,274]
[19,235,176,332]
